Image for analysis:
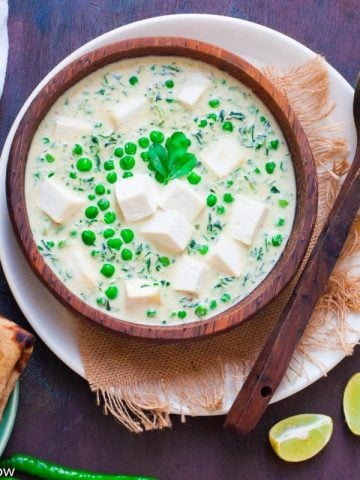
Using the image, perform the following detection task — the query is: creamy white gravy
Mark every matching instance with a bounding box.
[25,56,296,325]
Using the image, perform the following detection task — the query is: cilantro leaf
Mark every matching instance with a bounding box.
[166,131,191,170]
[169,152,197,179]
[146,131,197,183]
[148,144,168,179]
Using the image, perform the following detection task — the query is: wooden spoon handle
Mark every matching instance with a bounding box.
[225,146,360,435]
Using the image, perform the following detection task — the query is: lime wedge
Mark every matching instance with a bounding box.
[269,413,333,462]
[343,372,360,435]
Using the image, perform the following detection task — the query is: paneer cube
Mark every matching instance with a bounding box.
[159,179,205,221]
[229,195,268,246]
[124,279,161,306]
[200,138,246,178]
[38,177,86,224]
[115,174,158,223]
[140,210,193,254]
[69,243,98,290]
[172,256,209,295]
[110,96,147,130]
[54,116,92,142]
[177,76,210,109]
[207,235,247,277]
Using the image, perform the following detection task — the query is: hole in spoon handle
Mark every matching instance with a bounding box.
[260,385,273,398]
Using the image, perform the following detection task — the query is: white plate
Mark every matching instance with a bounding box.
[0,382,19,456]
[0,14,357,415]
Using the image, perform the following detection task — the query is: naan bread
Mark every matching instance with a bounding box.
[0,316,34,420]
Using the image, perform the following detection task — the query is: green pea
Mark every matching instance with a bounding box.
[207,113,217,122]
[105,285,118,300]
[177,310,187,319]
[125,142,137,155]
[278,199,289,208]
[217,205,225,215]
[88,194,96,201]
[221,293,231,303]
[69,172,77,179]
[121,248,133,261]
[85,206,99,219]
[208,99,220,108]
[199,245,208,255]
[254,167,261,174]
[140,152,149,162]
[123,172,133,178]
[45,153,55,163]
[120,155,135,170]
[81,230,96,246]
[265,162,276,174]
[97,198,110,211]
[223,193,234,203]
[120,229,134,243]
[187,172,202,185]
[277,218,285,227]
[207,194,217,207]
[114,147,124,158]
[159,256,170,267]
[272,234,283,247]
[129,75,138,86]
[195,305,208,317]
[269,139,280,150]
[103,228,115,238]
[107,238,123,250]
[150,130,164,143]
[165,79,174,88]
[106,172,117,183]
[209,299,217,310]
[138,137,150,149]
[222,121,234,132]
[104,160,114,171]
[100,263,115,278]
[95,184,105,195]
[72,144,83,155]
[76,157,92,172]
[96,297,105,306]
[104,211,116,224]
[147,309,157,318]
[46,241,55,248]
[198,119,208,128]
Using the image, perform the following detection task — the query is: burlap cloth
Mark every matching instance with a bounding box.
[77,57,359,432]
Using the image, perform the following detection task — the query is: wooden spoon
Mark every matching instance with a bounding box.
[225,74,360,435]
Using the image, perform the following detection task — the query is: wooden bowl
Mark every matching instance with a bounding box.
[6,37,318,341]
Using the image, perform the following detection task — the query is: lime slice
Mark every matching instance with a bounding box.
[269,413,333,462]
[343,372,360,435]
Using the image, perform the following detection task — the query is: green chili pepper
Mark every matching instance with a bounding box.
[0,455,158,480]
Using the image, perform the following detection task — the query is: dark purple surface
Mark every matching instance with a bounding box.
[0,1,360,479]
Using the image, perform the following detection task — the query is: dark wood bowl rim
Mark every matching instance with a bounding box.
[6,36,318,342]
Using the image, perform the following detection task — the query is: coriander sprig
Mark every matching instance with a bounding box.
[147,131,197,184]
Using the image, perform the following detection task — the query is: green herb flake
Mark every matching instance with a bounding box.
[278,199,289,208]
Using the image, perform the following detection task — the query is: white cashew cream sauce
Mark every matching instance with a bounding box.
[25,56,296,326]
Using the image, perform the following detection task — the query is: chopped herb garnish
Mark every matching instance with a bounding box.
[146,131,197,184]
[278,199,289,208]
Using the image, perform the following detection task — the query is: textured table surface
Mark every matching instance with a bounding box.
[1,1,360,479]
